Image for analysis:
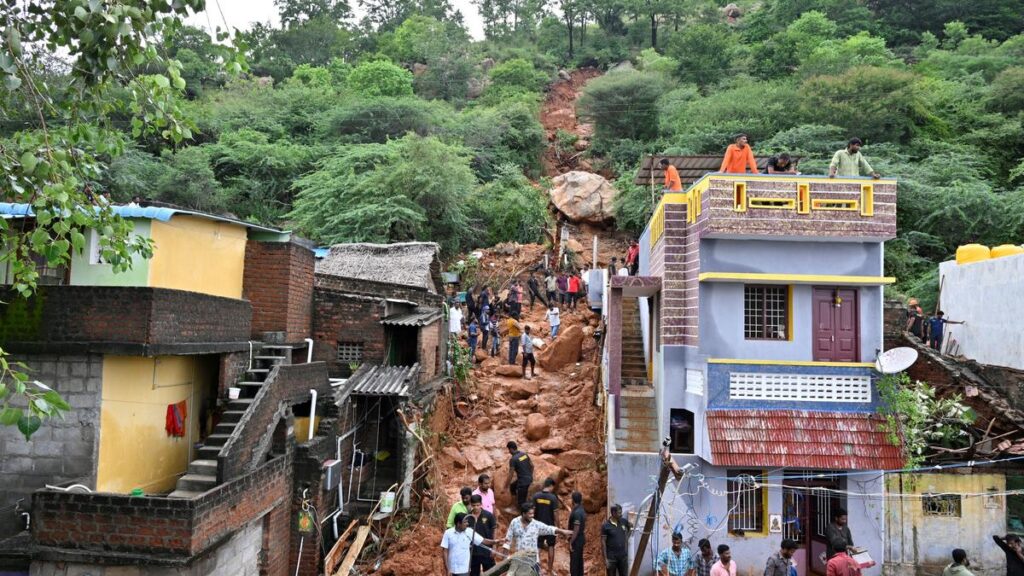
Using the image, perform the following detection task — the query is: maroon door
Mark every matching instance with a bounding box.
[812,288,859,362]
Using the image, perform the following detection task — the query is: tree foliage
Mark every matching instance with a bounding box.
[347,60,414,97]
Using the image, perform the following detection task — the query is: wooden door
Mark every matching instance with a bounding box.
[812,288,859,362]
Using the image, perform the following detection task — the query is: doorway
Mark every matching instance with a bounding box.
[783,473,844,576]
[385,326,418,366]
[812,288,859,362]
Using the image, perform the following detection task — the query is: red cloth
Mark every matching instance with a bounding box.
[165,400,188,437]
[827,553,862,576]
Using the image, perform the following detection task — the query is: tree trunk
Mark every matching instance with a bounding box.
[650,13,657,48]
[566,13,574,59]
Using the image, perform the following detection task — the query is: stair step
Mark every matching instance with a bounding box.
[198,445,221,459]
[204,434,231,447]
[261,345,298,350]
[176,474,218,492]
[247,368,271,375]
[168,489,205,499]
[220,410,246,424]
[228,398,254,410]
[214,422,238,435]
[254,355,285,361]
[188,459,218,476]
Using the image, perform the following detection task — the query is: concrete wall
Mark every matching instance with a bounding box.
[937,255,1024,370]
[606,454,886,576]
[699,283,883,363]
[31,516,263,576]
[701,239,883,276]
[0,354,103,539]
[885,472,1006,576]
[148,216,248,299]
[706,362,878,411]
[69,220,151,287]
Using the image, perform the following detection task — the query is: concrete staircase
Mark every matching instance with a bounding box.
[168,345,294,498]
[614,387,659,452]
[621,297,648,386]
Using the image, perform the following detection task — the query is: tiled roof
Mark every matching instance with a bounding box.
[706,410,904,470]
[0,202,285,234]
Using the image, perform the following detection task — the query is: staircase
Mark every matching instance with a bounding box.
[620,297,648,386]
[168,345,294,498]
[614,387,659,452]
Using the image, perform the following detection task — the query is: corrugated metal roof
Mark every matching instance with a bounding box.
[349,364,420,397]
[634,155,789,186]
[381,308,442,327]
[0,203,286,234]
[706,410,904,470]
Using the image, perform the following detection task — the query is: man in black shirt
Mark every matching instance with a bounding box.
[602,503,632,576]
[467,494,497,576]
[569,491,587,576]
[994,534,1024,576]
[507,441,534,510]
[532,478,561,575]
[824,507,854,559]
[765,153,798,174]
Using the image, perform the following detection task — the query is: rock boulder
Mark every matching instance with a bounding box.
[525,413,551,441]
[494,364,523,378]
[505,379,539,400]
[537,324,584,372]
[549,171,617,225]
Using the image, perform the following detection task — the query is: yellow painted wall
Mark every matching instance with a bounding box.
[96,355,218,494]
[293,416,322,445]
[148,215,248,299]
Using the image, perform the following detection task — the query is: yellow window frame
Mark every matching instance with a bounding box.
[811,199,859,211]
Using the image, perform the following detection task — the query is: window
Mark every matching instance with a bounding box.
[669,409,694,454]
[728,470,764,534]
[336,342,364,364]
[744,286,789,340]
[923,494,962,517]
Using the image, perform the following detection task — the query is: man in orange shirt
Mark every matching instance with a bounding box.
[660,158,683,192]
[719,133,758,174]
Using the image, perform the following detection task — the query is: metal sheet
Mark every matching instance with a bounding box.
[380,308,442,327]
[348,364,420,397]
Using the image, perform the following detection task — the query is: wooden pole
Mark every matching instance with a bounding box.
[629,444,680,576]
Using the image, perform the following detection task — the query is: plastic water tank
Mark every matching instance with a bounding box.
[991,244,1024,259]
[956,244,990,265]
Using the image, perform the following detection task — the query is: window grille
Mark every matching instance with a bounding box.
[814,489,833,537]
[729,372,871,403]
[337,342,364,364]
[782,488,805,543]
[922,494,961,517]
[744,286,788,340]
[728,471,764,533]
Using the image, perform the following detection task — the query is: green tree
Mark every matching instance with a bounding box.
[665,23,736,88]
[488,58,550,92]
[0,0,240,439]
[470,164,549,245]
[289,135,476,255]
[347,60,414,96]
[275,0,351,25]
[578,71,673,142]
[989,66,1024,114]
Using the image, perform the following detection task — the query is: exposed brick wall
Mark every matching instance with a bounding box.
[312,291,385,377]
[0,287,251,353]
[0,354,102,539]
[219,363,331,482]
[244,241,315,343]
[32,454,291,567]
[290,434,337,576]
[260,496,291,576]
[661,203,695,346]
[219,350,251,396]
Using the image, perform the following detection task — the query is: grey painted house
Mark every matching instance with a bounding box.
[604,173,902,576]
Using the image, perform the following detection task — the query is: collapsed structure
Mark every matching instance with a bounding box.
[0,203,444,575]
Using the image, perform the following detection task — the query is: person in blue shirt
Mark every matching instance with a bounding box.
[467,318,479,362]
[658,532,694,576]
[927,311,964,353]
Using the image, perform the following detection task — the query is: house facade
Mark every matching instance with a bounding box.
[604,173,901,575]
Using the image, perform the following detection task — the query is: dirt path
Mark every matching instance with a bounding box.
[541,68,602,177]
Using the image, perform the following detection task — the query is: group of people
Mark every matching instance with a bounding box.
[609,241,641,278]
[905,297,965,353]
[439,441,586,576]
[659,135,881,193]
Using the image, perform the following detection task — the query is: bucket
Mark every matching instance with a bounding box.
[379,491,396,514]
[228,387,241,400]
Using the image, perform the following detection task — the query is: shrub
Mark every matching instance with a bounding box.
[488,58,550,92]
[578,71,673,143]
[347,60,414,97]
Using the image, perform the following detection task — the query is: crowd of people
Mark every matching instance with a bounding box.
[659,135,882,194]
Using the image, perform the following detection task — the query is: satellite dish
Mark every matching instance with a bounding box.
[875,347,919,374]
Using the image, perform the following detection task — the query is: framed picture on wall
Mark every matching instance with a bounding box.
[769,514,783,533]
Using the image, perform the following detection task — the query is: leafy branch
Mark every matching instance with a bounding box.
[876,373,976,469]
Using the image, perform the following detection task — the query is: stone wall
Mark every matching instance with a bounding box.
[244,241,315,343]
[0,354,103,539]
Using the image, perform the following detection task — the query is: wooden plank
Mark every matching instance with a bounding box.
[323,520,358,576]
[334,526,371,576]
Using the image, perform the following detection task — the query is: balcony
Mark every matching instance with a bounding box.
[0,286,252,355]
[648,173,897,247]
[706,359,879,411]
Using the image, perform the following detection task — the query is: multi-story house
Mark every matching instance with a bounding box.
[604,169,903,575]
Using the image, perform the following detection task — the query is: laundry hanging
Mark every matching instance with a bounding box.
[165,400,188,437]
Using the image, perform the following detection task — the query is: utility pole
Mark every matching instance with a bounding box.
[629,439,684,576]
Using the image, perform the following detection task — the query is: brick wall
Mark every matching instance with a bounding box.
[219,350,252,396]
[290,434,337,576]
[0,287,251,354]
[312,291,385,377]
[661,203,695,346]
[219,363,331,482]
[0,354,102,539]
[32,454,291,570]
[244,241,315,343]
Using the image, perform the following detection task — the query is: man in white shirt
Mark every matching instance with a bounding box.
[545,303,561,338]
[441,512,500,576]
[507,502,573,572]
[449,302,464,335]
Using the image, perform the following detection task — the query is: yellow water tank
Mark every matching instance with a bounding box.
[956,244,990,265]
[991,244,1024,259]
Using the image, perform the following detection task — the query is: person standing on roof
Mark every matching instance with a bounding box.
[719,134,759,174]
[661,158,683,192]
[829,138,880,179]
[765,153,798,175]
[626,241,640,276]
[507,441,534,510]
[927,311,964,352]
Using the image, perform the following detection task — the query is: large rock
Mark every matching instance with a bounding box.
[505,380,539,400]
[549,171,618,225]
[462,446,495,472]
[494,364,523,378]
[443,446,467,469]
[558,449,598,471]
[525,413,551,441]
[537,324,585,372]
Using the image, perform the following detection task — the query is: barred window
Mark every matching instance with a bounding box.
[744,286,788,340]
[336,342,364,364]
[728,470,764,533]
[923,494,961,517]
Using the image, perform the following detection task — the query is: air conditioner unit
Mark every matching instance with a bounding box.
[323,459,342,491]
